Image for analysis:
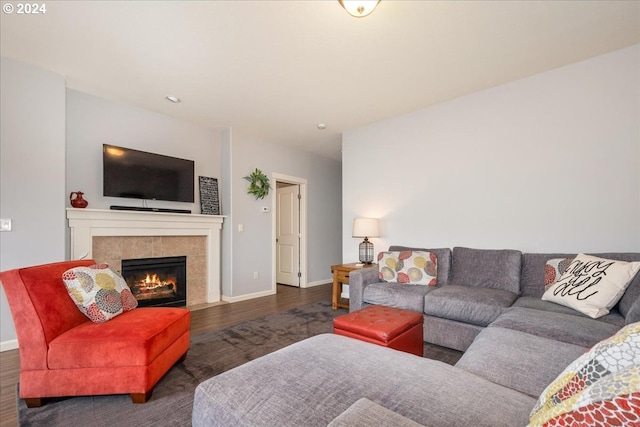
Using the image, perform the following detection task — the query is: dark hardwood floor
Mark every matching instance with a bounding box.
[0,283,332,426]
[0,283,462,426]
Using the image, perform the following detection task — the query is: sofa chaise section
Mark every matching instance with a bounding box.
[192,334,536,427]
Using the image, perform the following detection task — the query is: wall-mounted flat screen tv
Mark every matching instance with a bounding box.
[103,144,195,203]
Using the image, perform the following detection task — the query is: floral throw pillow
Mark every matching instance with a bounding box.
[377,251,437,286]
[542,253,640,318]
[544,257,575,289]
[62,263,138,323]
[528,322,640,427]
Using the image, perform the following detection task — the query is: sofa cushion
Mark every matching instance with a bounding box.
[47,307,190,369]
[423,285,517,327]
[456,327,587,398]
[328,398,424,427]
[528,322,640,427]
[377,251,437,286]
[542,254,640,319]
[512,297,625,327]
[490,307,620,348]
[450,247,522,293]
[62,263,138,323]
[192,334,537,427]
[363,283,433,313]
[389,246,451,286]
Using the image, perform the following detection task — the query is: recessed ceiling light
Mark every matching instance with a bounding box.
[165,96,181,103]
[317,123,327,130]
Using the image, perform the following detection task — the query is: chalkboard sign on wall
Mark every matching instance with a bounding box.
[199,176,220,215]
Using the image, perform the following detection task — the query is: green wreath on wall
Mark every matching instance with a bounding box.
[243,168,271,200]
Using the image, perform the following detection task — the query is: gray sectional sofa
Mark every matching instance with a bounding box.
[192,246,640,426]
[349,246,640,351]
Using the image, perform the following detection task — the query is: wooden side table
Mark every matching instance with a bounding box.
[330,263,377,310]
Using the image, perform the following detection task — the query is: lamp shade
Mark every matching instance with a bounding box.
[352,218,379,238]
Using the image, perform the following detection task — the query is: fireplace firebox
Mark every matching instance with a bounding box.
[121,256,187,307]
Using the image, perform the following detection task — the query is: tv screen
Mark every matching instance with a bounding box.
[103,144,195,203]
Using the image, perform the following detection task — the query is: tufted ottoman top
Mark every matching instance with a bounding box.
[334,305,422,343]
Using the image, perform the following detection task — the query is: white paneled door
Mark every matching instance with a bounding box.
[276,184,300,286]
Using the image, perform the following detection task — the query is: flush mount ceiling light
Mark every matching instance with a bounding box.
[165,95,181,103]
[339,0,380,18]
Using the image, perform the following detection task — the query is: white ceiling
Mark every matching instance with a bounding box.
[1,1,639,161]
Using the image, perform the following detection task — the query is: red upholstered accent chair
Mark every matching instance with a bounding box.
[0,260,191,407]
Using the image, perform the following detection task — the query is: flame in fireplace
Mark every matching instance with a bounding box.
[145,273,160,284]
[134,273,177,294]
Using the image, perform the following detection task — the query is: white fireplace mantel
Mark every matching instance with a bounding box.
[66,208,225,303]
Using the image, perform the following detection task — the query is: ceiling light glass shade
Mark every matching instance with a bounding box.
[339,0,380,18]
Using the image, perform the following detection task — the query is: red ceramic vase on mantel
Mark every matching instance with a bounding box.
[70,191,88,208]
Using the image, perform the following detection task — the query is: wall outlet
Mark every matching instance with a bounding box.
[253,271,259,279]
[0,219,12,232]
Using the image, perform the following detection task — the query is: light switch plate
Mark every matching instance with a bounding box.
[0,219,12,232]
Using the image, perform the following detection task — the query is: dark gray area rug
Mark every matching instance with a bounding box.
[17,302,462,426]
[17,302,346,427]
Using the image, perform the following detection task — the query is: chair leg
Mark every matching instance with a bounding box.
[24,398,44,408]
[129,351,188,404]
[130,389,153,404]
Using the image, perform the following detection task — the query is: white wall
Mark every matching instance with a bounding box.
[0,58,67,345]
[220,130,233,297]
[66,89,223,214]
[225,132,342,299]
[343,45,640,260]
[0,75,341,347]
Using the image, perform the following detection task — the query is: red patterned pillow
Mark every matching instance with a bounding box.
[62,264,138,323]
[528,322,640,427]
[377,251,437,286]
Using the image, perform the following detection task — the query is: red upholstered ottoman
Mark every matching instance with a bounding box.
[333,305,424,356]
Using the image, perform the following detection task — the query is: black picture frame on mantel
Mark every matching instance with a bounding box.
[199,176,220,215]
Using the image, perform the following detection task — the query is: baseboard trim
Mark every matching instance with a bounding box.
[1,339,18,352]
[302,279,332,288]
[222,289,276,303]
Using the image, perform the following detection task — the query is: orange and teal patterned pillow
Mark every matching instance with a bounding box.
[377,251,437,286]
[544,257,574,289]
[528,322,640,427]
[62,263,138,323]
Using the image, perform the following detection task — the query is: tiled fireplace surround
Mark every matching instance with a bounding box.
[93,236,206,306]
[66,208,224,307]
